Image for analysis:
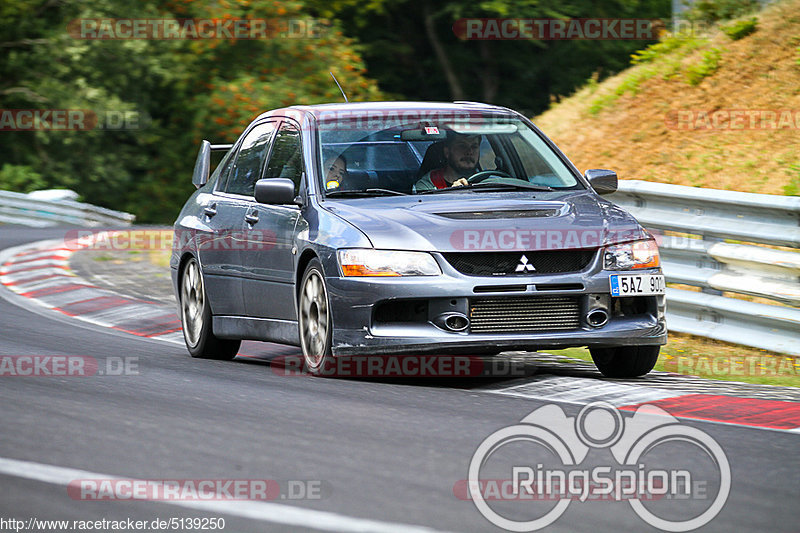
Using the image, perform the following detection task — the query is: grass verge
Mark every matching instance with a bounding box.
[550,332,800,387]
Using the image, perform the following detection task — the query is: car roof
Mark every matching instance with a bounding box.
[252,101,517,123]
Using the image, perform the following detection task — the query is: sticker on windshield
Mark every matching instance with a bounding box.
[424,126,439,135]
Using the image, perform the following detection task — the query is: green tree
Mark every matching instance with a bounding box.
[0,0,383,222]
[305,0,670,116]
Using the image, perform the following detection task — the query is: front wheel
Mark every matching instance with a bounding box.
[180,257,240,360]
[590,345,659,378]
[298,259,334,376]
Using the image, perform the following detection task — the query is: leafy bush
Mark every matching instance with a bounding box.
[589,36,708,114]
[685,47,723,85]
[630,37,687,65]
[0,164,46,193]
[685,0,759,23]
[785,165,800,196]
[721,17,758,39]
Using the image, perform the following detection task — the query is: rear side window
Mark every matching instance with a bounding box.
[210,146,235,192]
[226,122,277,196]
[264,122,303,194]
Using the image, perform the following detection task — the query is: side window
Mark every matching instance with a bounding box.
[226,122,277,196]
[264,122,303,194]
[212,146,235,192]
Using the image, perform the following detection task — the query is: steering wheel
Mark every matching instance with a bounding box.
[467,170,513,184]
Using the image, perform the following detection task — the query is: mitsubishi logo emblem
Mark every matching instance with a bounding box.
[515,254,535,272]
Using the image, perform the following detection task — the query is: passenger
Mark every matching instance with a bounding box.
[413,132,481,192]
[324,154,347,190]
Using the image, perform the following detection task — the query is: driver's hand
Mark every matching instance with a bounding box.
[451,178,470,187]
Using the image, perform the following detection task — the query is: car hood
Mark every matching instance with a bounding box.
[321,191,648,252]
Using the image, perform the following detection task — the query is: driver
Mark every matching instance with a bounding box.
[413,132,481,192]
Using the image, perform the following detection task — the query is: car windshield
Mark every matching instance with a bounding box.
[316,111,582,197]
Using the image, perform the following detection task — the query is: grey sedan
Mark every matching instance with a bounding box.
[171,102,666,377]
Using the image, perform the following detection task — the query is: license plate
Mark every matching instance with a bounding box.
[610,274,665,296]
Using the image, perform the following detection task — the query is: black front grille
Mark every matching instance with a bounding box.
[443,250,596,276]
[469,296,581,333]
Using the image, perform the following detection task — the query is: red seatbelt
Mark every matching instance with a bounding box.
[430,168,447,189]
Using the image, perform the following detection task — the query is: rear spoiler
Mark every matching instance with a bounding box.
[192,140,234,188]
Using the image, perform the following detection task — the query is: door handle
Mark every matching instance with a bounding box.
[245,212,259,225]
[204,203,217,217]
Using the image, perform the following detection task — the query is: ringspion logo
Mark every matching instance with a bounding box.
[462,402,730,531]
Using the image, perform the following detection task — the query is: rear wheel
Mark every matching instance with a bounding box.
[180,257,240,360]
[590,345,659,378]
[298,259,334,376]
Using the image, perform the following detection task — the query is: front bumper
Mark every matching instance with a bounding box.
[325,256,666,356]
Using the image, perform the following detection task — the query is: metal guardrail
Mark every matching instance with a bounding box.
[612,179,800,247]
[1,182,796,354]
[611,180,800,356]
[0,190,135,227]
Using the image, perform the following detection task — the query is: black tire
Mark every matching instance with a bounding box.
[298,259,334,376]
[179,257,240,360]
[590,345,660,378]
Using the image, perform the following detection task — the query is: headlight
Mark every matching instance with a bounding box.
[338,249,441,277]
[604,239,660,270]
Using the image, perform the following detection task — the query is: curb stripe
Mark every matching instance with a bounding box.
[620,394,800,430]
[1,274,74,287]
[486,376,692,407]
[9,254,71,265]
[1,264,70,275]
[55,296,139,316]
[20,283,97,298]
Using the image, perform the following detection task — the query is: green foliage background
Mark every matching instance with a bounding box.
[0,0,671,222]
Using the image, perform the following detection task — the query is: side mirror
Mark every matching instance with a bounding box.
[585,169,618,195]
[255,178,297,205]
[192,140,211,188]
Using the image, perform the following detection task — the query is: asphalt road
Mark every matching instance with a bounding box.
[0,227,798,533]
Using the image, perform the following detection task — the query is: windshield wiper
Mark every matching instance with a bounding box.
[417,182,552,194]
[326,188,408,197]
[471,182,553,191]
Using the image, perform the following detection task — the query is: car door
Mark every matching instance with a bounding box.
[202,120,278,316]
[240,120,303,320]
[191,141,245,316]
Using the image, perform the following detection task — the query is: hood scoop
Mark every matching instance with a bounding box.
[434,209,559,220]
